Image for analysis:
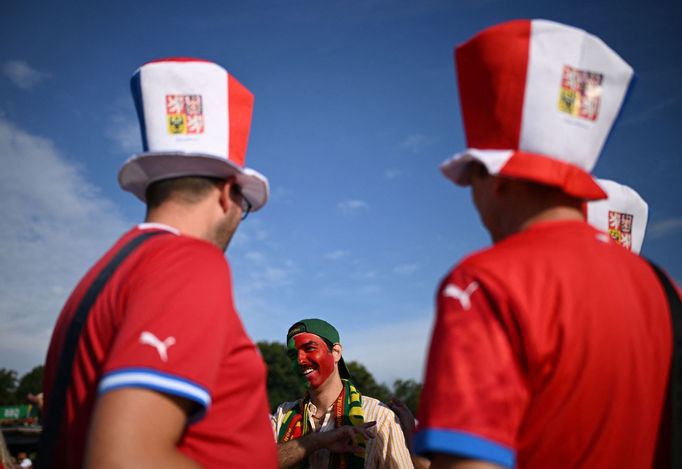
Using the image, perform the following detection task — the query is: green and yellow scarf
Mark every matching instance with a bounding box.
[277,379,366,469]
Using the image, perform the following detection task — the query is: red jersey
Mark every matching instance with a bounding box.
[415,220,672,468]
[43,224,277,468]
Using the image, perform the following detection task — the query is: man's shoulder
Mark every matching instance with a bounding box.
[271,399,303,433]
[360,396,397,422]
[131,228,229,275]
[275,400,300,411]
[273,400,302,418]
[446,221,608,281]
[360,395,385,408]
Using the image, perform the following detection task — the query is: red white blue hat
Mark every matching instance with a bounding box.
[587,179,648,254]
[441,19,634,200]
[118,58,268,211]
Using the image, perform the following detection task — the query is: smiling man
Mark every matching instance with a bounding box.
[272,319,414,469]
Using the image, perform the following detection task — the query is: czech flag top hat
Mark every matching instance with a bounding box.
[586,179,648,254]
[441,19,634,200]
[118,57,268,211]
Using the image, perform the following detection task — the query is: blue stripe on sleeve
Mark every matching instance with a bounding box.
[98,367,211,423]
[414,428,515,468]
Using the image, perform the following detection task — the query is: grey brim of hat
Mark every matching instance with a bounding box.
[440,152,479,186]
[118,152,269,211]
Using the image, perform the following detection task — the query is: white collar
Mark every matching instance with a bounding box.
[137,222,181,235]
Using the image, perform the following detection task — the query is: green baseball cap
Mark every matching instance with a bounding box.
[287,318,353,381]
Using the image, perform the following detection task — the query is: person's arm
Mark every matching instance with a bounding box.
[388,398,430,469]
[277,422,376,469]
[84,388,202,468]
[430,454,504,469]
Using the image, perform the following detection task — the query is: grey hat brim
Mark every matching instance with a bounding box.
[118,152,269,211]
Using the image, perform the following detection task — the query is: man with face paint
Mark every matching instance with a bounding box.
[272,319,414,468]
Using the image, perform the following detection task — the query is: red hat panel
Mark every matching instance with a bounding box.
[442,19,634,200]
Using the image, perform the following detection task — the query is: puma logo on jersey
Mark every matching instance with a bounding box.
[443,281,479,310]
[139,331,176,362]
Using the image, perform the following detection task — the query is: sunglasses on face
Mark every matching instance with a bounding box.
[230,184,252,220]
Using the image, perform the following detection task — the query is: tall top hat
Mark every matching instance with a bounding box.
[586,179,648,254]
[118,57,268,211]
[441,19,634,200]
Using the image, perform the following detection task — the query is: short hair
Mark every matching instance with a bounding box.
[145,176,225,210]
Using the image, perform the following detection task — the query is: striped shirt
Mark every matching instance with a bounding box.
[272,396,413,468]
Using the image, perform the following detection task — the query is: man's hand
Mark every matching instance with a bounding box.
[27,392,44,412]
[388,397,416,450]
[388,398,433,468]
[277,421,377,468]
[319,421,377,453]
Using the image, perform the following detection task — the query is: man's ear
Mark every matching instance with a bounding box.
[218,179,235,214]
[332,344,343,364]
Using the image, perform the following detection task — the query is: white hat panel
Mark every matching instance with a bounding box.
[519,20,633,171]
[587,179,648,254]
[140,61,229,159]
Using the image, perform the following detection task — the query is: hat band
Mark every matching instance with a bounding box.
[441,149,606,200]
[498,151,606,200]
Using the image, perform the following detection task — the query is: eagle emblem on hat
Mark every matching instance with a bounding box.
[558,66,604,121]
[608,210,634,251]
[166,94,204,135]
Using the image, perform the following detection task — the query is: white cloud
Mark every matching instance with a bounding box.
[325,249,350,260]
[399,133,435,154]
[384,168,403,180]
[244,251,267,263]
[0,118,130,375]
[104,96,142,154]
[338,199,369,215]
[393,263,419,275]
[621,94,682,126]
[271,186,294,204]
[232,219,270,248]
[106,114,141,153]
[648,217,682,239]
[359,270,377,279]
[342,315,434,384]
[3,60,49,90]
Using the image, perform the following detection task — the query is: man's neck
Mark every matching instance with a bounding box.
[307,374,343,414]
[518,205,584,232]
[146,203,214,245]
[494,205,584,242]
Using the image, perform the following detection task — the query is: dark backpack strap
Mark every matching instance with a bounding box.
[36,230,168,468]
[647,261,682,469]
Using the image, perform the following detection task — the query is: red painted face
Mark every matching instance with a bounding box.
[289,333,336,389]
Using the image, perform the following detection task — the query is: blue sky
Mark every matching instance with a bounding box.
[1,0,680,385]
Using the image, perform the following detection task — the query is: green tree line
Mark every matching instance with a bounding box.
[1,345,421,414]
[0,366,43,406]
[257,341,421,414]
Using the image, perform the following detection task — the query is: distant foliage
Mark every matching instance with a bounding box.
[0,367,43,406]
[16,366,44,402]
[0,369,18,405]
[346,361,391,402]
[0,349,422,417]
[257,341,422,415]
[392,378,422,415]
[258,341,306,412]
